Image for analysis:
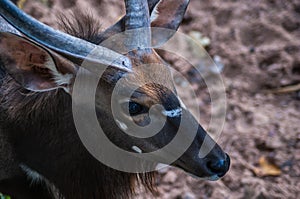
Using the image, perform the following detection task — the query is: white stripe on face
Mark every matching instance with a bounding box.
[162,108,182,118]
[132,146,142,153]
[115,119,128,131]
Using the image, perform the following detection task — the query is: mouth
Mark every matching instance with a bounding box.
[175,164,221,181]
[185,172,220,181]
[156,163,222,181]
[201,174,220,181]
[171,153,230,181]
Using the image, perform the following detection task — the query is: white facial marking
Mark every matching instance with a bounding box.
[178,97,187,109]
[115,119,128,131]
[132,146,142,153]
[207,174,220,181]
[162,108,182,118]
[184,170,220,181]
[189,173,219,181]
[20,163,44,184]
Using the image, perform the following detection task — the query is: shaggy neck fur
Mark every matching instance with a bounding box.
[0,10,155,199]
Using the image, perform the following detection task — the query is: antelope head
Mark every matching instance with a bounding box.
[0,0,230,180]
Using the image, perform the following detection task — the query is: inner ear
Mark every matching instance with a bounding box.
[0,32,76,92]
[150,0,189,47]
[150,0,189,30]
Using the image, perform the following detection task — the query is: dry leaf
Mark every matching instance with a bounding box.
[253,156,281,177]
[189,31,211,47]
[17,0,27,9]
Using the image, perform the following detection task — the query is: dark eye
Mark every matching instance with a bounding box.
[128,101,145,116]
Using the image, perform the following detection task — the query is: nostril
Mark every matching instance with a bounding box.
[207,159,225,172]
[207,154,230,177]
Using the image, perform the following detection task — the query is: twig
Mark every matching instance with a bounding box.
[266,83,300,94]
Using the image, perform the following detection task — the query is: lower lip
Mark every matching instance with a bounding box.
[206,174,220,181]
[187,173,220,181]
[172,163,221,181]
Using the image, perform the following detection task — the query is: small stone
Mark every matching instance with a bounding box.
[189,31,211,47]
[249,46,256,53]
[163,171,177,183]
[212,55,225,73]
[266,136,283,149]
[253,112,270,126]
[255,190,268,199]
[183,192,196,199]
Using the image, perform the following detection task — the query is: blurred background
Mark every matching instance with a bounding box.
[14,0,300,198]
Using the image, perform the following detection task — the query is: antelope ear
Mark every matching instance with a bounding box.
[150,0,190,30]
[0,32,77,93]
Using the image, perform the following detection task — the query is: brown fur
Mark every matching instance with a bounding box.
[1,1,231,197]
[0,74,156,199]
[0,10,156,199]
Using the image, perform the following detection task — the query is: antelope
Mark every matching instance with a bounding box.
[0,0,230,198]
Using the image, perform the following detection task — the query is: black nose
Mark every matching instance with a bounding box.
[207,154,230,177]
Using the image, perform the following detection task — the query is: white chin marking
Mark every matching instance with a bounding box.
[206,174,220,181]
[162,108,182,118]
[132,146,142,153]
[185,171,220,181]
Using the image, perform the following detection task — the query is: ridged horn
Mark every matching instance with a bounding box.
[0,0,131,71]
[124,0,151,49]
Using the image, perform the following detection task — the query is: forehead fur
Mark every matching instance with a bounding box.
[112,50,179,110]
[125,50,175,93]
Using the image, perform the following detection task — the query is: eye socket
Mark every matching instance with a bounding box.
[127,101,146,116]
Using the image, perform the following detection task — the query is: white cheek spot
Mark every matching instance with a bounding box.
[162,108,182,118]
[115,119,128,131]
[132,146,142,153]
[20,163,45,184]
[178,97,187,109]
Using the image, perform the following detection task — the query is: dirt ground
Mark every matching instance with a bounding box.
[18,0,300,198]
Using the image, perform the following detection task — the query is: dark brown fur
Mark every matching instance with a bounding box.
[1,1,231,197]
[0,10,155,199]
[57,9,104,44]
